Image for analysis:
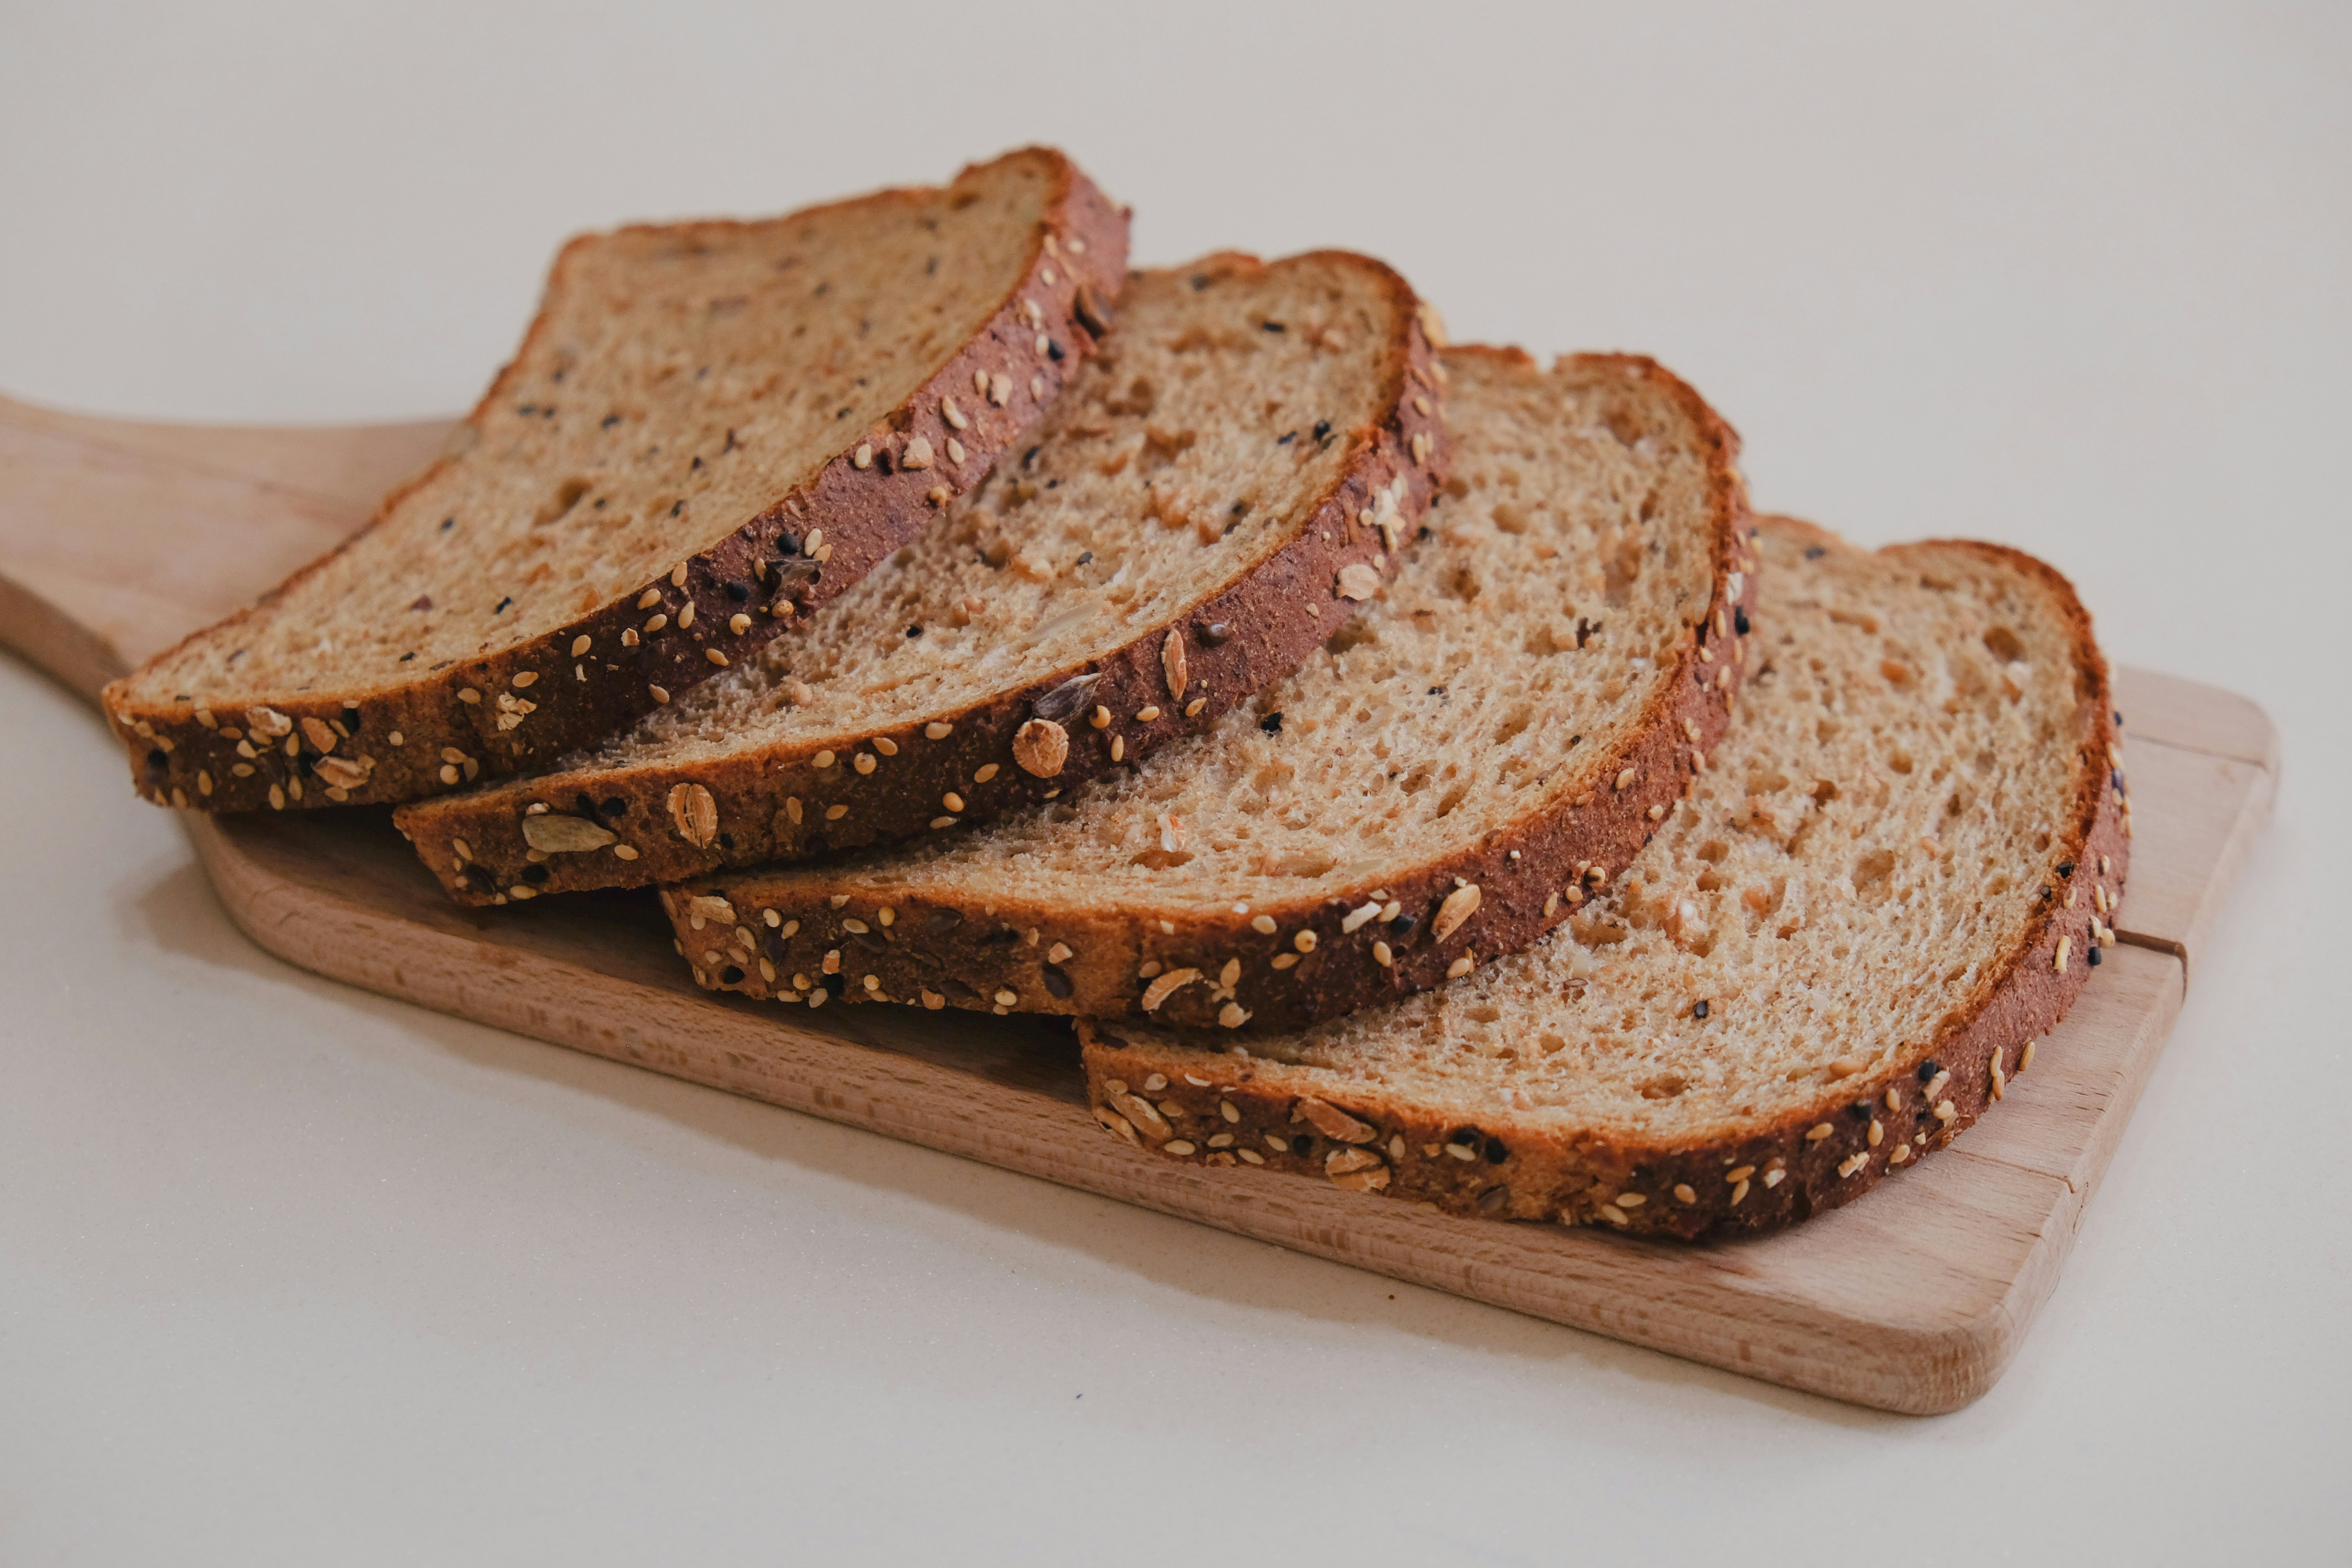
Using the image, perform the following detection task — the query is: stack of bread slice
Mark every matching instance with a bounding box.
[101,146,2130,1241]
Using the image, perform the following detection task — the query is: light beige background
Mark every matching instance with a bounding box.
[2,3,2345,1562]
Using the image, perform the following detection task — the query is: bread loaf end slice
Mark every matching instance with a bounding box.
[400,253,1449,904]
[1077,517,2130,1240]
[663,348,1751,1028]
[104,147,1126,813]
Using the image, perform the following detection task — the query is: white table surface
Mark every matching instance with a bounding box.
[4,3,2347,1561]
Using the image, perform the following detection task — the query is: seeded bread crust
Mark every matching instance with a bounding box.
[661,351,1751,1032]
[404,254,1451,906]
[1074,523,2132,1240]
[103,148,1128,816]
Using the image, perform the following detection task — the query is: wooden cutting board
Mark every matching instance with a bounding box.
[0,391,2277,1414]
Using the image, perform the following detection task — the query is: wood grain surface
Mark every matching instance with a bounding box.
[0,394,2277,1413]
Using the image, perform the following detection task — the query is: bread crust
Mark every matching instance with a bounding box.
[671,352,1752,1032]
[1070,526,2131,1240]
[103,147,1128,817]
[405,253,1451,906]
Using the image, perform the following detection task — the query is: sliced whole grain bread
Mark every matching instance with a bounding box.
[1075,517,2131,1240]
[396,252,1448,904]
[104,147,1126,813]
[661,349,1751,1029]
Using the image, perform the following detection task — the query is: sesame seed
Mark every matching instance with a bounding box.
[945,438,965,466]
[650,685,670,703]
[1446,955,1474,979]
[1251,915,1277,935]
[637,589,662,610]
[930,817,955,829]
[730,613,751,634]
[825,804,848,820]
[1090,705,1111,729]
[1373,941,1394,967]
[1731,1178,1750,1204]
[1271,953,1298,969]
[854,752,875,774]
[1935,1100,1958,1123]
[1293,931,1317,953]
[678,602,695,629]
[1615,767,1637,790]
[1111,737,1124,761]
[571,636,592,657]
[1219,958,1241,987]
[975,763,1000,783]
[705,649,729,666]
[1869,1119,1884,1146]
[1805,1122,1834,1143]
[944,792,965,812]
[1763,1169,1786,1188]
[814,750,835,768]
[2056,936,2071,972]
[1136,706,1160,722]
[645,613,668,633]
[2022,1040,2038,1070]
[853,443,873,469]
[458,688,481,704]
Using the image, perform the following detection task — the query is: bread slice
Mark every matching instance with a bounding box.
[103,147,1126,814]
[396,252,1448,904]
[1076,517,2130,1240]
[661,349,1751,1029]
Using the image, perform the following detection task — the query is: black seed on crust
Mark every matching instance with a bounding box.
[1916,1059,1943,1082]
[1692,999,1710,1019]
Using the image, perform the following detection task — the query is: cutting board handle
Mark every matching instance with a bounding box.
[0,390,456,702]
